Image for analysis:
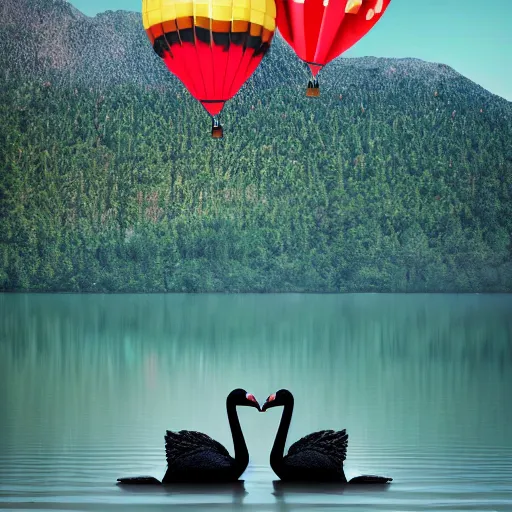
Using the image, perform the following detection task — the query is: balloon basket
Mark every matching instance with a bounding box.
[211,117,223,139]
[212,126,223,139]
[306,79,320,97]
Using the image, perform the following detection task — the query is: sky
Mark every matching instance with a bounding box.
[69,0,512,101]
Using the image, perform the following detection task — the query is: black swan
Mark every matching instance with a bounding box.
[117,388,260,484]
[261,389,392,484]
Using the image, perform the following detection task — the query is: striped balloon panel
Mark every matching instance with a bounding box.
[142,0,276,116]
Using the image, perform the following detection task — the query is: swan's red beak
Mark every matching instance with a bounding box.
[261,393,276,412]
[246,393,261,411]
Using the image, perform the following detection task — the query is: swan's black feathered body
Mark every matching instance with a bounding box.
[262,389,392,484]
[117,389,260,485]
[161,430,240,482]
[277,429,349,481]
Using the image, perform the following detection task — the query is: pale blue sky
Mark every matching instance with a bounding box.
[69,0,512,101]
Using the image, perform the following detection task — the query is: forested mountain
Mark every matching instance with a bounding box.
[1,0,511,292]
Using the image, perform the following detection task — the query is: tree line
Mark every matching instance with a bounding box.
[1,72,511,292]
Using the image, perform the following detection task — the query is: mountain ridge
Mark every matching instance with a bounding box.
[1,0,510,109]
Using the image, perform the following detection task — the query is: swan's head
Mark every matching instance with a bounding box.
[228,388,261,411]
[261,389,293,412]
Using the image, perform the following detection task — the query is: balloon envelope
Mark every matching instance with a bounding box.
[142,0,276,116]
[276,0,391,76]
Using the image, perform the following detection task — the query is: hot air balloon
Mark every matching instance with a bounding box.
[142,0,276,138]
[276,0,391,96]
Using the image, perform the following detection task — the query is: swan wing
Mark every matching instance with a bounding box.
[287,429,348,465]
[165,430,230,465]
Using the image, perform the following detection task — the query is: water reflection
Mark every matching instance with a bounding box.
[272,480,392,496]
[2,294,511,361]
[1,293,512,510]
[117,481,247,507]
[272,481,392,512]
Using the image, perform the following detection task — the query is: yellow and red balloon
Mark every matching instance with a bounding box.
[142,0,276,137]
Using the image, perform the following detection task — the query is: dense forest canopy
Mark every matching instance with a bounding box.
[1,0,511,292]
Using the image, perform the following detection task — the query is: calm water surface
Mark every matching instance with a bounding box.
[1,293,511,511]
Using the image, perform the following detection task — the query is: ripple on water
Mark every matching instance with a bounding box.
[0,449,511,511]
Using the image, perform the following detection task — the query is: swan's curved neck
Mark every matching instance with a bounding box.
[227,400,249,472]
[270,397,294,468]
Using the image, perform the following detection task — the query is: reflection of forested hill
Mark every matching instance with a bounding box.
[1,0,511,292]
[2,295,511,369]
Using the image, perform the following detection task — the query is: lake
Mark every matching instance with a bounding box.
[1,293,511,511]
